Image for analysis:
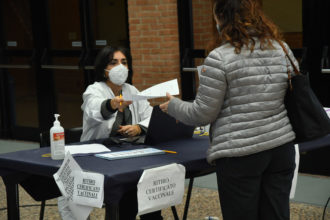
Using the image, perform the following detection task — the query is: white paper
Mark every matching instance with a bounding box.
[73,171,104,208]
[95,148,164,160]
[59,196,93,220]
[54,153,82,198]
[65,143,110,156]
[53,153,95,220]
[137,163,186,215]
[324,107,330,118]
[290,144,300,199]
[123,79,179,101]
[68,202,93,220]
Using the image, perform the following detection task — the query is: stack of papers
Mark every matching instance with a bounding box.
[65,144,111,156]
[95,148,165,160]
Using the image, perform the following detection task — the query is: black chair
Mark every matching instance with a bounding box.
[39,127,82,220]
[39,127,83,148]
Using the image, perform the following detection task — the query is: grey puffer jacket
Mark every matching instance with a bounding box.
[168,40,297,164]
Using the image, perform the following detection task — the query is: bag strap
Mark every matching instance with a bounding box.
[277,41,300,91]
[278,41,300,75]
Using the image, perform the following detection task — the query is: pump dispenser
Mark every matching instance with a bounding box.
[50,114,65,160]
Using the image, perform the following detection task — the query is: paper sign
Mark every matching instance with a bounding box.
[59,196,93,220]
[123,79,179,101]
[72,41,82,47]
[54,153,82,198]
[69,202,93,220]
[54,153,97,220]
[137,163,186,215]
[7,41,17,47]
[95,40,107,46]
[73,171,104,208]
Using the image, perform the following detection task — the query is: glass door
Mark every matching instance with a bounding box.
[41,0,85,129]
[0,0,39,140]
[43,0,130,129]
[90,0,129,48]
[0,0,130,141]
[88,0,131,81]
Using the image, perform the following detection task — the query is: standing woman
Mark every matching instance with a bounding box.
[160,0,298,219]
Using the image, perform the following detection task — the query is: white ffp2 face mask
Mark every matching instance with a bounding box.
[105,64,128,86]
[216,23,221,34]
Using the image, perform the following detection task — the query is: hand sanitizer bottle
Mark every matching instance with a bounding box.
[50,114,65,160]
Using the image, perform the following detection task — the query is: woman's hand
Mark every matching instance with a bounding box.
[118,125,141,137]
[159,92,174,113]
[110,96,132,112]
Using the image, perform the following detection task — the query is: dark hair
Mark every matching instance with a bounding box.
[212,0,283,53]
[94,46,133,83]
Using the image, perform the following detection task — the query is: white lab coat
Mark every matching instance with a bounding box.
[80,81,153,141]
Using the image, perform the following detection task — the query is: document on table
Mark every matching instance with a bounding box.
[95,148,165,160]
[123,79,179,101]
[65,143,111,156]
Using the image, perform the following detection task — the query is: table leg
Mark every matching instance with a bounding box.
[3,181,20,220]
[2,173,29,220]
[183,177,194,220]
[171,206,180,220]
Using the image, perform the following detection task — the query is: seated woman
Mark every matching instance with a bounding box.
[58,46,162,220]
[81,46,152,142]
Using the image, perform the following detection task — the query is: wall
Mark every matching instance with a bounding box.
[127,0,181,105]
[192,0,214,87]
[192,0,303,50]
[263,0,303,48]
[126,0,304,106]
[263,0,302,32]
[94,0,128,47]
[192,0,213,51]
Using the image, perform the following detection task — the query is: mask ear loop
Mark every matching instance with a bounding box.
[104,69,109,80]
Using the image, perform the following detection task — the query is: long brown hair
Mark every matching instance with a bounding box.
[212,0,283,54]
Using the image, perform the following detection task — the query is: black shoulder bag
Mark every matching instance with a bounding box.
[280,42,330,143]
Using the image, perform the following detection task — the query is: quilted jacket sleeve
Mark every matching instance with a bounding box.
[168,49,227,126]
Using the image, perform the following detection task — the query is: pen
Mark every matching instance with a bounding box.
[119,94,122,106]
[163,150,177,154]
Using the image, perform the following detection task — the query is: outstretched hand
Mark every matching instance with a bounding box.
[110,96,132,112]
[159,92,174,113]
